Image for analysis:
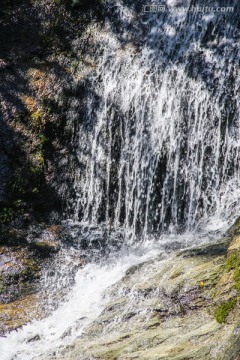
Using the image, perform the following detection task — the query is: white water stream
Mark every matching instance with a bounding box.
[0,229,227,360]
[0,243,169,360]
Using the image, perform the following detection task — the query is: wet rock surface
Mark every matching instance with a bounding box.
[0,224,64,335]
[49,228,240,360]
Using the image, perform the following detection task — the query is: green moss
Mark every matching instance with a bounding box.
[25,259,39,273]
[71,59,79,73]
[37,133,48,145]
[13,200,24,208]
[226,252,239,272]
[0,207,13,224]
[0,283,6,293]
[32,187,39,194]
[233,267,240,290]
[37,152,44,166]
[29,165,41,176]
[10,161,44,201]
[214,249,240,322]
[0,200,25,224]
[20,265,40,281]
[214,299,237,323]
[30,110,44,131]
[225,251,240,291]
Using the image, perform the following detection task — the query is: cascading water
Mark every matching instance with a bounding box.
[1,0,240,358]
[68,0,240,241]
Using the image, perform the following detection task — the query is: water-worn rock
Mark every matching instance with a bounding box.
[0,245,41,335]
[50,233,240,360]
[0,246,40,303]
[0,224,65,335]
[0,294,44,336]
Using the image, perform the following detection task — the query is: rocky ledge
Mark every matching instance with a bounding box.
[0,224,62,335]
[52,219,240,360]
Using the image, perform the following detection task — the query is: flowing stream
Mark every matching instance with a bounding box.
[1,0,240,358]
[0,245,163,360]
[0,232,221,360]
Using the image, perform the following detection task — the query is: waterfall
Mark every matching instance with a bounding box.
[67,0,240,241]
[1,1,240,359]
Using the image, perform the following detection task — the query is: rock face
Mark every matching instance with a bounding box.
[0,0,104,227]
[50,227,240,359]
[0,0,102,334]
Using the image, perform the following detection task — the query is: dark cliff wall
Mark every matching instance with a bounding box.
[0,0,105,238]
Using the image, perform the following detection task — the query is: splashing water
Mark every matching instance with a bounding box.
[0,245,167,360]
